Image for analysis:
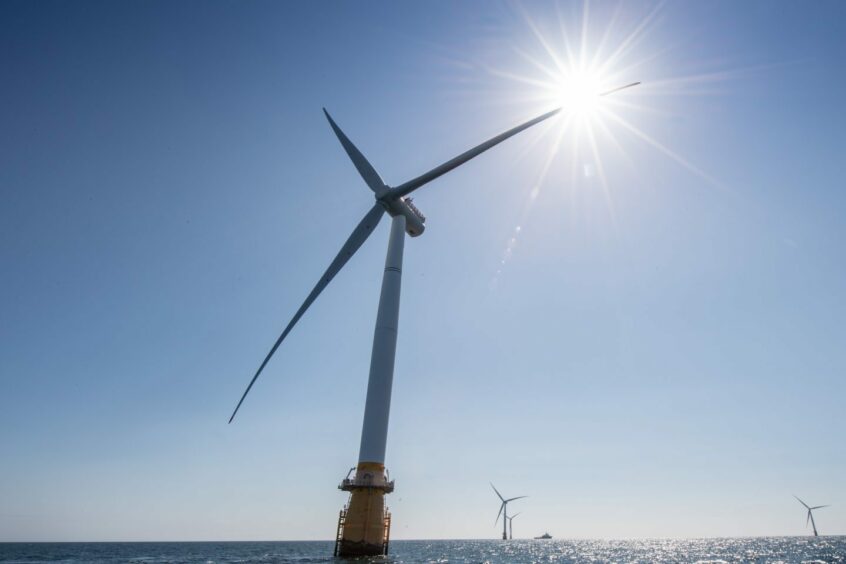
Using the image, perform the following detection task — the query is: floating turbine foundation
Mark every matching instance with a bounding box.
[335,462,393,556]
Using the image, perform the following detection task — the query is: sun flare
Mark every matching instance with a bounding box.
[556,71,605,118]
[477,2,729,285]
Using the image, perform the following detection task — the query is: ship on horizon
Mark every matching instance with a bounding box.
[534,532,553,539]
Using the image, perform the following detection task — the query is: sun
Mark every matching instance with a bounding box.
[556,71,605,119]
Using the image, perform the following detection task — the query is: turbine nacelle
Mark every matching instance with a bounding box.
[381,195,426,237]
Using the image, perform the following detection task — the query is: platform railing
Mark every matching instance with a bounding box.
[338,476,395,493]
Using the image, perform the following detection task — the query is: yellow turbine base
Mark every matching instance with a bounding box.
[337,462,391,557]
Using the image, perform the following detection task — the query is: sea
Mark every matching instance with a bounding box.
[1,538,845,564]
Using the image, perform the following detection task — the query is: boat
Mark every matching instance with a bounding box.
[534,532,552,539]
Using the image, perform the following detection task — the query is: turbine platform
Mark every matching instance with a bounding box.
[335,463,394,557]
[338,474,395,493]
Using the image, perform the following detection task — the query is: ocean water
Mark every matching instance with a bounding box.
[1,538,845,563]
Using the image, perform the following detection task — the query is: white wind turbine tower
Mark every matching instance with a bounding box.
[506,512,522,540]
[795,495,830,537]
[228,82,640,557]
[492,483,527,540]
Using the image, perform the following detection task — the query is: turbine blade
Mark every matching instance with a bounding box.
[490,482,505,502]
[391,107,562,199]
[599,81,641,97]
[511,512,521,519]
[807,510,811,527]
[323,109,388,197]
[228,203,386,423]
[505,496,528,503]
[390,80,639,200]
[495,502,504,525]
[794,495,810,509]
[811,505,830,510]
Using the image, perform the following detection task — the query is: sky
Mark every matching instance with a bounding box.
[1,0,845,542]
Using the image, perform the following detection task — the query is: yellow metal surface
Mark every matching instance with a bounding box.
[356,461,385,473]
[337,462,391,556]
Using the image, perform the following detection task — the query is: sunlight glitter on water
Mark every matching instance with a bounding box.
[1,538,845,564]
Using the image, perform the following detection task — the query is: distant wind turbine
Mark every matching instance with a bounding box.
[506,512,521,540]
[492,483,527,540]
[794,495,830,536]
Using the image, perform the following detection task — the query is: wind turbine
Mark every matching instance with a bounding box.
[492,483,527,540]
[795,495,830,537]
[228,81,640,557]
[506,511,522,540]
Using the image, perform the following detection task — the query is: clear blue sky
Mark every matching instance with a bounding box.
[1,0,845,541]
